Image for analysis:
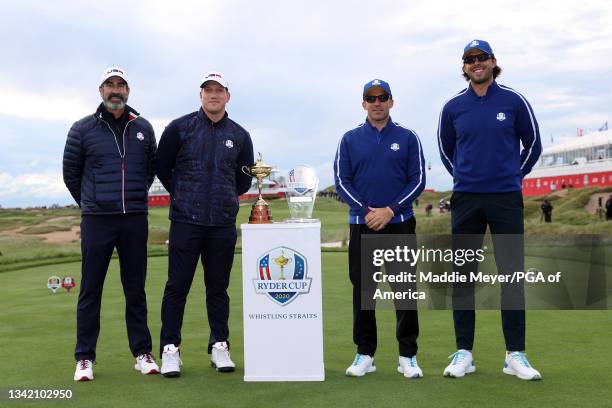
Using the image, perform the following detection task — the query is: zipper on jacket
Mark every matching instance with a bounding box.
[98,114,136,214]
[205,122,216,222]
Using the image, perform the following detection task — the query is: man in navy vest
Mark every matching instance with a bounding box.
[334,79,426,378]
[156,72,254,377]
[438,40,543,380]
[63,67,159,381]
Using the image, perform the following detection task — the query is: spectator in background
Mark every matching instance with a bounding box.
[606,195,612,220]
[425,203,433,216]
[540,200,553,223]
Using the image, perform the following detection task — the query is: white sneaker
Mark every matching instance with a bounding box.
[503,351,542,380]
[161,344,182,378]
[211,341,235,372]
[74,359,94,381]
[443,349,476,378]
[345,354,376,377]
[134,353,160,375]
[397,356,423,378]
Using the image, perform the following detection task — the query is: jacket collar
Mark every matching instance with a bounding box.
[466,80,499,99]
[95,102,139,121]
[198,108,228,126]
[364,116,395,132]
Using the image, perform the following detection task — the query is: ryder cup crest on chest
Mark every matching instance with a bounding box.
[496,112,506,121]
[254,246,312,306]
[136,132,144,141]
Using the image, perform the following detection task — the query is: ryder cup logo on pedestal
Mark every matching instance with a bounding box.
[254,246,311,306]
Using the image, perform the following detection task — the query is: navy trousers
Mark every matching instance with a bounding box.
[348,217,419,358]
[451,191,526,352]
[160,222,237,355]
[75,214,152,361]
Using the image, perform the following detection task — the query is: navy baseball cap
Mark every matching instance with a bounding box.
[363,79,392,97]
[462,39,494,59]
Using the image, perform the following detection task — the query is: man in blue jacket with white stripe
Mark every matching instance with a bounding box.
[335,79,425,378]
[438,40,542,380]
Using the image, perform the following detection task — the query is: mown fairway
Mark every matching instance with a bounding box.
[1,253,611,407]
[1,192,612,407]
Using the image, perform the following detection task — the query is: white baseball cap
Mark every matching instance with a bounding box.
[100,67,129,86]
[200,71,228,89]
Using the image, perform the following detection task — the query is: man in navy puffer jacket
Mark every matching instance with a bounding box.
[63,67,159,381]
[156,71,254,377]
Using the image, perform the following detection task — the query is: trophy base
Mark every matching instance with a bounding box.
[285,218,319,223]
[249,204,273,224]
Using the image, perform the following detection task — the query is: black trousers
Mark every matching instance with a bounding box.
[75,214,152,361]
[348,217,419,358]
[160,222,237,355]
[451,191,526,351]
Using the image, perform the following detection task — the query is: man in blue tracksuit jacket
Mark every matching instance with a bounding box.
[438,40,543,380]
[335,79,426,378]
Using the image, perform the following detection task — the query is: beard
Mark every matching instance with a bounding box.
[467,67,494,84]
[471,75,493,84]
[103,93,127,110]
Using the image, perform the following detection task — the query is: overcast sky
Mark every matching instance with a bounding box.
[1,0,611,207]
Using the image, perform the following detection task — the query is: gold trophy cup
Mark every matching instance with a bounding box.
[242,152,274,223]
[273,251,292,280]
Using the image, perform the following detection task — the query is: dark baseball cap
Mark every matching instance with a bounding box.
[363,78,392,96]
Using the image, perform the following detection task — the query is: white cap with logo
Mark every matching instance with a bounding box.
[100,67,129,86]
[200,71,228,89]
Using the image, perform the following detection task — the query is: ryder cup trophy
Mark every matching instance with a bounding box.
[242,153,274,224]
[285,165,319,222]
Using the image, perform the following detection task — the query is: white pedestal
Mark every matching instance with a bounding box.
[241,222,324,381]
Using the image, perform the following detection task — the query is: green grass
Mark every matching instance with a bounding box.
[2,193,612,272]
[20,224,74,235]
[1,254,611,407]
[0,208,80,231]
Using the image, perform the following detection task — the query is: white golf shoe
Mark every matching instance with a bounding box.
[134,353,160,375]
[443,349,476,378]
[503,352,542,380]
[397,356,423,378]
[345,354,376,377]
[74,359,94,381]
[161,344,182,378]
[211,342,236,372]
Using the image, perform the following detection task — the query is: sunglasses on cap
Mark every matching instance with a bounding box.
[363,94,391,103]
[463,54,492,64]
